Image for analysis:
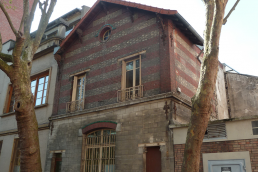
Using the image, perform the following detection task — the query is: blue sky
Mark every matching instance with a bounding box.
[32,0,258,76]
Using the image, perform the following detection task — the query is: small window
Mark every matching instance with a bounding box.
[81,129,116,172]
[31,71,49,106]
[252,121,258,135]
[10,139,20,172]
[99,27,111,42]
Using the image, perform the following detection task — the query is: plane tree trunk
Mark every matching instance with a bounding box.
[181,0,229,171]
[0,0,56,171]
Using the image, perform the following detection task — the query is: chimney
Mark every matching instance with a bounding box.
[81,5,90,18]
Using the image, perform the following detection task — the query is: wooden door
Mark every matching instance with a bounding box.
[146,146,161,172]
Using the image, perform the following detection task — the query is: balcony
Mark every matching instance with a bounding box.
[66,99,84,113]
[117,85,143,102]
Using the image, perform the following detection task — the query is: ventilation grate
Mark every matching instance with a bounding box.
[204,123,226,139]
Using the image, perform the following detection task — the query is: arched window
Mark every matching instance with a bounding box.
[81,129,116,172]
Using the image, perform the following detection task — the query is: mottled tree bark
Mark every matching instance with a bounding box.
[181,0,233,171]
[0,0,56,171]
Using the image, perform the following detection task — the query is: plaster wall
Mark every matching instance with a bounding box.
[0,52,57,131]
[172,118,258,144]
[0,130,49,172]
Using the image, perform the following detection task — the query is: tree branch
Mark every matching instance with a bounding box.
[0,1,18,37]
[0,58,13,76]
[223,0,240,25]
[0,53,13,62]
[25,0,39,37]
[33,0,57,54]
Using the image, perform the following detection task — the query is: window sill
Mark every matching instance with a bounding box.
[0,103,48,118]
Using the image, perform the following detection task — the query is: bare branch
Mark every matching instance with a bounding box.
[38,1,45,13]
[0,58,13,76]
[0,1,18,37]
[33,0,57,54]
[0,53,13,62]
[25,0,39,37]
[223,0,240,25]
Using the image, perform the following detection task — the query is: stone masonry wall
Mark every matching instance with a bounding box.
[174,139,258,172]
[54,4,168,115]
[226,73,258,118]
[45,99,174,172]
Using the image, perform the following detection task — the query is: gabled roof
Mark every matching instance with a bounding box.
[57,0,203,54]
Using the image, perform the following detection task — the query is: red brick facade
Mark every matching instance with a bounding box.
[0,0,34,43]
[52,2,203,115]
[174,139,258,172]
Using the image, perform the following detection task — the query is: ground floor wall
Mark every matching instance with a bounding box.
[174,138,258,172]
[0,129,49,172]
[45,99,183,172]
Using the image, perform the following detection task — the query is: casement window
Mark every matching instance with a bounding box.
[118,52,143,101]
[252,121,258,135]
[67,71,87,113]
[31,71,49,106]
[72,74,86,101]
[81,129,116,172]
[4,71,49,114]
[0,140,3,156]
[9,139,20,172]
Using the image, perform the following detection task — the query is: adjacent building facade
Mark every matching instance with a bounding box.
[0,6,89,172]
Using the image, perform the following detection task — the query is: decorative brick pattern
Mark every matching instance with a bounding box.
[93,9,123,27]
[174,139,258,172]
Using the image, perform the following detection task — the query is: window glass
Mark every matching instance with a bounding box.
[103,29,111,41]
[32,74,49,106]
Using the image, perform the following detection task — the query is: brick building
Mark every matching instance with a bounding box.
[45,0,233,172]
[0,0,34,43]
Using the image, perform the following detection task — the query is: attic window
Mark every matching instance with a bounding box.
[99,27,112,42]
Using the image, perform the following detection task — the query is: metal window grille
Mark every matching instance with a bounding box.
[204,123,227,139]
[82,129,116,172]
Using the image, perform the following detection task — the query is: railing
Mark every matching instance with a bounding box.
[66,99,84,113]
[117,85,143,102]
